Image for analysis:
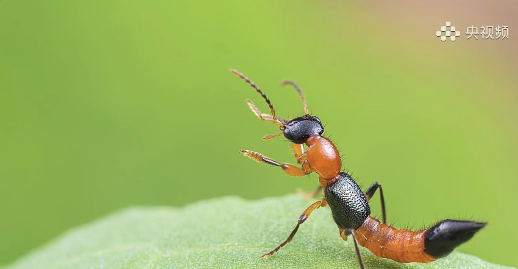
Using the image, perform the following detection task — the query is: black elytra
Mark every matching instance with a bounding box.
[325,172,370,235]
[283,115,324,144]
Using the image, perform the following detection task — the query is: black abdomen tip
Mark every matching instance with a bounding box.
[424,220,486,259]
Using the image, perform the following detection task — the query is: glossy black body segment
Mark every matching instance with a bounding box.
[325,172,370,233]
[283,115,324,144]
[424,220,487,258]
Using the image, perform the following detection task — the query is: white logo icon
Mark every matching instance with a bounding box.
[436,22,461,42]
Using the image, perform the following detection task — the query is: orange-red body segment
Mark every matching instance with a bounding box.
[305,135,341,186]
[354,216,436,263]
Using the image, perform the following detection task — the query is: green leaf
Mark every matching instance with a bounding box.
[5,195,512,269]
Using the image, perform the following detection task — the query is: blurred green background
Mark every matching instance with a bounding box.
[1,0,517,267]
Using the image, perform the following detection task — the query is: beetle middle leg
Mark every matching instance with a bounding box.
[240,150,311,177]
[364,182,386,224]
[297,185,323,198]
[262,199,327,259]
[339,227,365,269]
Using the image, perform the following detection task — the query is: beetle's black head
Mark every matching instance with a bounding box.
[283,115,324,144]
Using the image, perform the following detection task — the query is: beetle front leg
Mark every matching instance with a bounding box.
[240,150,311,177]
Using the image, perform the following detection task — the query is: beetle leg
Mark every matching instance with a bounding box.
[240,150,311,177]
[262,199,327,259]
[338,228,365,269]
[364,182,386,224]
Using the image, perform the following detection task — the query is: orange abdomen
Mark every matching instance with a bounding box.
[354,216,436,263]
[305,135,341,181]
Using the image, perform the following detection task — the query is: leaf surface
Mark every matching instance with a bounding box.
[6,195,512,269]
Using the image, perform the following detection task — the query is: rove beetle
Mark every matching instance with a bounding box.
[231,69,486,269]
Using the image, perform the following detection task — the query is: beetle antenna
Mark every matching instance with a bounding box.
[281,80,309,115]
[231,69,284,129]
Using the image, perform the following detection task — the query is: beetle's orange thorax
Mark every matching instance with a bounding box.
[305,135,341,187]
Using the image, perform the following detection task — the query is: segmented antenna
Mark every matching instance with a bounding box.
[231,69,284,128]
[281,80,309,115]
